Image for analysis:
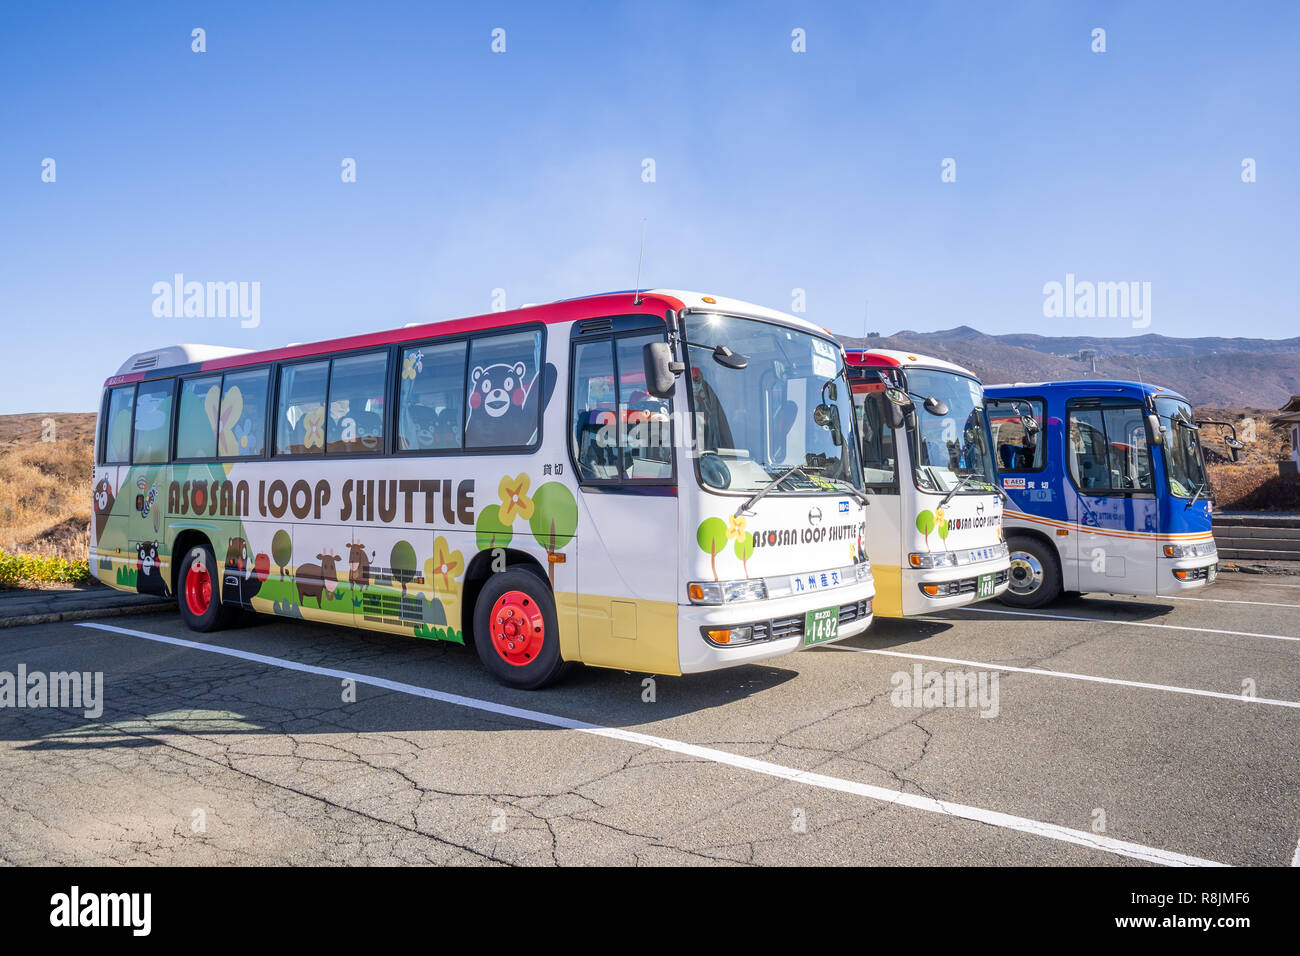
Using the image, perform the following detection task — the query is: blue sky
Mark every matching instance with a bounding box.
[1,0,1296,412]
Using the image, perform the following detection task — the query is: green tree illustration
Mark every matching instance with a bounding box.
[390,540,417,598]
[937,518,950,549]
[475,504,514,551]
[696,517,728,581]
[528,482,578,585]
[272,529,292,578]
[915,510,936,550]
[733,533,755,579]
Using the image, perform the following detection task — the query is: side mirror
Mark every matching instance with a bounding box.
[1147,413,1163,446]
[813,404,833,427]
[712,344,748,369]
[643,342,683,398]
[923,396,948,416]
[1225,437,1244,462]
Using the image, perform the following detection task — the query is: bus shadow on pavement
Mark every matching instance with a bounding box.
[3,615,805,748]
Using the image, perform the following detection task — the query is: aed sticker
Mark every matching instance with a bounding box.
[1002,477,1027,489]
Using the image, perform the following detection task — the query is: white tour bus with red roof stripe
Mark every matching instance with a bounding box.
[92,290,875,688]
[842,348,1010,616]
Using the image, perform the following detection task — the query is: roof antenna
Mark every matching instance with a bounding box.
[633,218,647,305]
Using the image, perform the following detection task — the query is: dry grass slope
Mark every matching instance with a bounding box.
[0,413,96,561]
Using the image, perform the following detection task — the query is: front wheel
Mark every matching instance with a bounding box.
[177,542,235,632]
[472,567,571,689]
[999,536,1063,609]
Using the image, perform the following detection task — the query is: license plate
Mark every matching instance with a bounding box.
[804,606,839,646]
[1208,564,1217,584]
[976,573,995,599]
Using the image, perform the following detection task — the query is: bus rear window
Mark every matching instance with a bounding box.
[102,385,135,464]
[131,381,174,464]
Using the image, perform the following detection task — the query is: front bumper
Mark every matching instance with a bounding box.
[678,578,876,674]
[1157,552,1218,594]
[899,560,1011,616]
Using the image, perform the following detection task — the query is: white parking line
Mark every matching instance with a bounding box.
[1293,834,1300,868]
[825,645,1300,709]
[1163,595,1300,609]
[954,605,1300,644]
[77,620,1225,867]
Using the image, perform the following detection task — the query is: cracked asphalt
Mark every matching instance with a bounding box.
[1,570,1297,866]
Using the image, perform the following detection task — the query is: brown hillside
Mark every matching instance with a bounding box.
[0,413,96,560]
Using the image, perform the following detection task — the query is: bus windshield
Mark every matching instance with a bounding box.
[683,313,862,495]
[903,368,997,494]
[1156,397,1209,498]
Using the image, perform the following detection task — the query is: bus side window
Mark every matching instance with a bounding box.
[1102,406,1153,491]
[220,368,269,457]
[615,334,672,479]
[987,398,1045,472]
[131,380,174,464]
[176,376,221,459]
[1067,409,1109,489]
[465,329,543,450]
[275,361,329,456]
[856,386,898,494]
[398,341,467,451]
[570,339,618,480]
[326,351,388,454]
[102,385,136,464]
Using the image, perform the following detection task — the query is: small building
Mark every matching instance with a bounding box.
[1277,395,1300,469]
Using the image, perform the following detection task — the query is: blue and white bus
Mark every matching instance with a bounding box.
[984,380,1241,607]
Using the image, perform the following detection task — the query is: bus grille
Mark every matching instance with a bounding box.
[748,599,872,643]
[362,591,424,624]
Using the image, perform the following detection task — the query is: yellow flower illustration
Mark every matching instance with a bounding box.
[429,537,465,596]
[727,514,747,541]
[498,473,534,524]
[216,386,244,456]
[302,405,326,450]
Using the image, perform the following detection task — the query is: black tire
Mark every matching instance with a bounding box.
[176,542,235,632]
[472,567,570,689]
[999,535,1063,609]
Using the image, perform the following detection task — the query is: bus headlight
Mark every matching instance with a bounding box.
[704,625,754,645]
[688,579,768,605]
[909,552,959,569]
[1163,542,1216,558]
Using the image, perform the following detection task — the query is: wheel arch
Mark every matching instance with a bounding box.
[461,547,549,644]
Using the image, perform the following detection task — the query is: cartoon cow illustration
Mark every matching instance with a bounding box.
[93,476,115,542]
[295,549,341,608]
[346,540,375,589]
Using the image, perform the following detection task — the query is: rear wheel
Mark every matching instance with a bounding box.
[177,542,235,632]
[473,567,570,689]
[999,536,1062,609]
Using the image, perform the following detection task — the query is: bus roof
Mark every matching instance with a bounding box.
[842,347,976,377]
[985,380,1191,403]
[108,289,836,384]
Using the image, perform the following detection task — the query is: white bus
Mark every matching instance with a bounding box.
[843,349,1010,616]
[92,290,875,688]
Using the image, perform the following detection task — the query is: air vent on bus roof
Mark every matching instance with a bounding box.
[131,355,159,370]
[579,318,613,334]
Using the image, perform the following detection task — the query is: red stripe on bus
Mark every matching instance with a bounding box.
[107,292,685,383]
[844,351,900,367]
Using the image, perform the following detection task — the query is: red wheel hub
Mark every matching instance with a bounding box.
[489,590,545,667]
[185,561,212,617]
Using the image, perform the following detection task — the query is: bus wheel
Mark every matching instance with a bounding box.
[1000,537,1061,609]
[473,568,569,689]
[177,543,234,632]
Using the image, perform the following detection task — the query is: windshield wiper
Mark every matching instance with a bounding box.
[937,473,1008,509]
[1187,482,1207,508]
[819,475,871,508]
[735,465,817,517]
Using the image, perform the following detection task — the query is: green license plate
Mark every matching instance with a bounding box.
[977,573,995,599]
[804,606,839,646]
